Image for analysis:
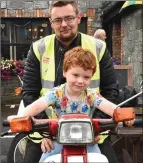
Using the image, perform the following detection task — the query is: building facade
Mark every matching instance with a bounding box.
[101,1,143,92]
[1,1,142,92]
[1,1,103,60]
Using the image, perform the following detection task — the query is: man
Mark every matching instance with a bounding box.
[94,29,107,41]
[22,1,119,163]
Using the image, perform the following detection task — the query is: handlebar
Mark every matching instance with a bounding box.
[2,117,142,134]
[1,107,142,137]
[2,117,143,128]
[134,117,143,127]
[2,120,52,129]
[99,120,117,129]
[1,118,58,137]
[3,119,10,127]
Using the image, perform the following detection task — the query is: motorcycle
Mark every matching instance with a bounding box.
[1,80,142,163]
[1,107,142,163]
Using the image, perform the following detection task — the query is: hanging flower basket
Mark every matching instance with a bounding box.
[1,58,25,80]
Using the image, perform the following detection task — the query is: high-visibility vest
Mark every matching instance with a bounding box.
[31,33,107,144]
[33,33,106,97]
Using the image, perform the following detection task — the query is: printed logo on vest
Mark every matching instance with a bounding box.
[43,57,50,63]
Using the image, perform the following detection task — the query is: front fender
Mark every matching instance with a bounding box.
[42,153,108,163]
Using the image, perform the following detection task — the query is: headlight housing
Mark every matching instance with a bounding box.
[57,118,94,145]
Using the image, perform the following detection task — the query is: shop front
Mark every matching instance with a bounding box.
[1,18,52,60]
[1,17,87,60]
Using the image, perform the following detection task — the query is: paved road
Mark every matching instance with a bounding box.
[1,104,19,163]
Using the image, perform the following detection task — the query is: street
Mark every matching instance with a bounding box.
[1,104,19,163]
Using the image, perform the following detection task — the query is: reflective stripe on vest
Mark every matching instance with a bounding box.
[81,33,106,91]
[33,33,106,96]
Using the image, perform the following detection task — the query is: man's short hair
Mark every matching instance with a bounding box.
[63,46,96,75]
[49,1,79,16]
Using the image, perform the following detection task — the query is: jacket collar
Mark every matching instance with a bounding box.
[55,33,81,52]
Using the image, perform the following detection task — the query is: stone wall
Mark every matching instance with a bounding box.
[121,8,143,91]
[1,76,22,105]
[1,1,103,35]
[1,1,49,17]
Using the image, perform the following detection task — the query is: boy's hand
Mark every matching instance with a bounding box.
[41,138,54,153]
[124,119,135,127]
[7,115,19,122]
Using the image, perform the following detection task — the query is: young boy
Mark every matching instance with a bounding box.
[8,47,134,161]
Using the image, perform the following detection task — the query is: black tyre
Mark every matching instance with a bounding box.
[7,133,29,163]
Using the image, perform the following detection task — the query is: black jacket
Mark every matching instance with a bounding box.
[22,33,119,118]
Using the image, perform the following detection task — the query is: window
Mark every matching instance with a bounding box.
[1,22,10,43]
[79,17,87,34]
[1,18,52,60]
[1,17,87,60]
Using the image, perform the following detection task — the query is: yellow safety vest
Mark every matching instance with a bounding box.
[33,33,106,96]
[31,33,107,143]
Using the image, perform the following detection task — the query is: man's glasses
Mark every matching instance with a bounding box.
[50,15,77,26]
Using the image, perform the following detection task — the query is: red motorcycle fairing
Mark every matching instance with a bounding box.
[62,146,87,163]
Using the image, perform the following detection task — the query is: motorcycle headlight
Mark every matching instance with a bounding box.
[57,119,94,145]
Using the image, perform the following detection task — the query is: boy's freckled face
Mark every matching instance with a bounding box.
[63,66,93,93]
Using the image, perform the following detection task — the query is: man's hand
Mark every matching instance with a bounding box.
[94,135,100,144]
[124,119,135,127]
[41,138,54,153]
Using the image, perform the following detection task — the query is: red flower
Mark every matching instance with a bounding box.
[1,59,25,80]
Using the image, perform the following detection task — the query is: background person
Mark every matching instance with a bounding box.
[94,29,107,41]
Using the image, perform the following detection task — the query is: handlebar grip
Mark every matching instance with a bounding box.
[134,117,143,124]
[134,117,143,127]
[33,122,49,129]
[123,117,143,127]
[99,120,117,129]
[3,120,10,127]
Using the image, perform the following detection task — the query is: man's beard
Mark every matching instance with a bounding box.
[58,32,77,42]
